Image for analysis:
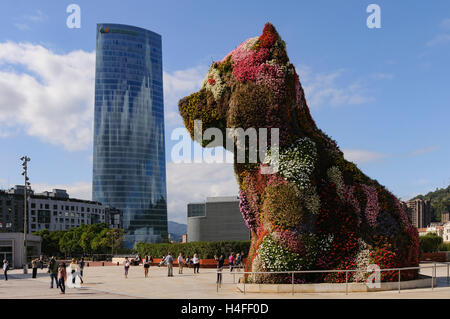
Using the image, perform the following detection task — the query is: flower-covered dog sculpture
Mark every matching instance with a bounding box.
[178,23,419,283]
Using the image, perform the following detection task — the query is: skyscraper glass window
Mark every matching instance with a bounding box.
[92,24,168,247]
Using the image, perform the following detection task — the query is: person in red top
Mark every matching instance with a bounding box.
[229,253,235,272]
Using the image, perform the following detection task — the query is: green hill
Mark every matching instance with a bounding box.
[413,185,450,222]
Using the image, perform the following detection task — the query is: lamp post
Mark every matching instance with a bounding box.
[20,156,31,274]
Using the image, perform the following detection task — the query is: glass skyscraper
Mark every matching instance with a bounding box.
[92,24,168,247]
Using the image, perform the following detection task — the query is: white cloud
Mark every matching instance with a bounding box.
[441,18,450,29]
[296,65,374,108]
[0,42,95,150]
[343,149,387,164]
[23,10,46,22]
[32,181,92,201]
[163,66,206,127]
[14,10,47,31]
[407,145,440,157]
[166,161,238,224]
[427,34,450,47]
[426,18,450,46]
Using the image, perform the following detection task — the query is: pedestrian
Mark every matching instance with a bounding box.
[235,253,242,272]
[192,253,200,274]
[124,257,130,278]
[229,253,235,272]
[70,258,79,285]
[177,253,184,274]
[2,259,8,281]
[215,254,225,284]
[32,258,38,278]
[163,252,174,277]
[185,256,190,268]
[79,257,85,278]
[57,262,67,294]
[39,255,44,270]
[143,257,150,278]
[48,256,59,288]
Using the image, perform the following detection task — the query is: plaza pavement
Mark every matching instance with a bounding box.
[0,263,449,299]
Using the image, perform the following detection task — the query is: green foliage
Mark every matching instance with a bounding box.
[439,242,450,251]
[135,240,251,259]
[32,229,65,257]
[419,233,443,253]
[33,223,124,257]
[414,185,450,221]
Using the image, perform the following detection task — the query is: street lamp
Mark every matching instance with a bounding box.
[20,156,31,274]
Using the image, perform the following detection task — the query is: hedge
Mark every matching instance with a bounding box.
[419,233,443,253]
[135,240,251,259]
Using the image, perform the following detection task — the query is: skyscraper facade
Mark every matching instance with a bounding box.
[93,24,168,247]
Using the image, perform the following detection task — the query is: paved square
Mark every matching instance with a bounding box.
[1,264,449,299]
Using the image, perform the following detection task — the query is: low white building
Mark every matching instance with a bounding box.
[0,233,41,269]
[443,222,450,243]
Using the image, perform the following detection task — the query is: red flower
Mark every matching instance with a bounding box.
[208,77,215,86]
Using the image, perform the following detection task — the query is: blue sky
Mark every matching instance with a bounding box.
[0,0,449,223]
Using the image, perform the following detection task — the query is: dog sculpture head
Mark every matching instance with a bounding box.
[178,23,317,150]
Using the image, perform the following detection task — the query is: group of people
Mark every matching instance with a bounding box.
[227,252,244,272]
[48,257,85,294]
[121,251,244,281]
[215,252,245,284]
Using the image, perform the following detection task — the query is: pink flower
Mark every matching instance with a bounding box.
[361,184,379,227]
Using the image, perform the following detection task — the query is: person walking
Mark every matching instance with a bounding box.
[70,259,79,285]
[143,257,150,278]
[235,253,242,272]
[39,255,44,270]
[48,256,59,288]
[163,252,174,277]
[215,254,225,285]
[2,260,9,281]
[192,253,200,274]
[32,258,38,278]
[228,253,235,272]
[124,257,130,278]
[185,256,190,268]
[57,262,67,294]
[177,253,184,274]
[79,257,85,278]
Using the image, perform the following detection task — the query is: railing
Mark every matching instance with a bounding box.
[215,262,450,295]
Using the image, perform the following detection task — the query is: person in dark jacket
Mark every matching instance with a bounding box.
[215,255,225,285]
[32,259,38,278]
[48,257,59,288]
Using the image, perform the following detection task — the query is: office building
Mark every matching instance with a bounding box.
[0,188,25,233]
[404,198,432,229]
[92,23,168,247]
[1,186,121,233]
[187,196,250,242]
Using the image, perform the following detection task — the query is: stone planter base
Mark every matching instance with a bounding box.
[236,275,436,293]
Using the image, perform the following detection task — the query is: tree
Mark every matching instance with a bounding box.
[102,228,124,255]
[59,228,83,257]
[33,229,65,257]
